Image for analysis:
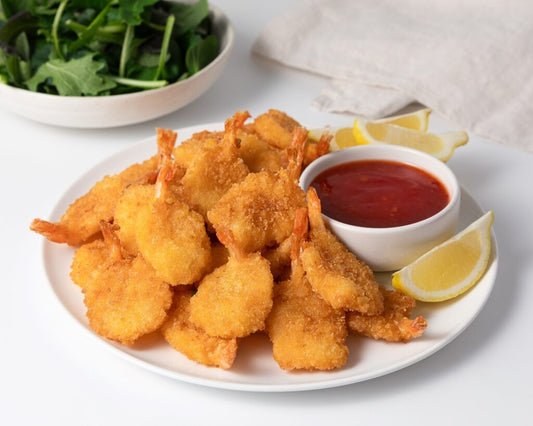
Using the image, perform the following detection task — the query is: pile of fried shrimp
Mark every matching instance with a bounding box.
[30,110,427,371]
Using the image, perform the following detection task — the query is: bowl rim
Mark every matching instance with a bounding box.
[0,2,235,102]
[299,144,460,234]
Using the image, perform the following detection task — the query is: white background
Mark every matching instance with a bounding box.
[1,1,531,424]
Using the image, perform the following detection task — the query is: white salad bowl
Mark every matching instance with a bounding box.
[299,145,461,272]
[0,4,234,128]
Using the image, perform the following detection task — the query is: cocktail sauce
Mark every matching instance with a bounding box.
[310,160,449,228]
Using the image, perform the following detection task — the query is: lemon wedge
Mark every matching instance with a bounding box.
[353,118,468,162]
[308,126,358,150]
[392,210,494,302]
[308,108,432,151]
[374,108,432,132]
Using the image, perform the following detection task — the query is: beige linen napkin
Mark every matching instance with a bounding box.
[252,0,533,151]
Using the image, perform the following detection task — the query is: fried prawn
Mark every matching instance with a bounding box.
[135,157,212,285]
[82,221,173,345]
[190,230,274,339]
[161,287,238,369]
[347,286,427,342]
[266,208,348,371]
[30,130,171,246]
[301,188,384,315]
[207,127,308,253]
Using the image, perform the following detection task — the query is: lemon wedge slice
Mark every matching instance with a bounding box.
[392,210,494,302]
[308,108,432,151]
[374,108,432,132]
[308,127,358,150]
[353,118,468,162]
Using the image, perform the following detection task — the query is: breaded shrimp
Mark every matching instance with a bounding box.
[82,221,173,345]
[161,287,238,369]
[207,127,308,253]
[30,129,174,246]
[300,187,384,315]
[252,109,302,150]
[30,174,126,246]
[266,208,348,371]
[237,128,283,173]
[177,111,250,222]
[347,286,427,342]
[172,129,224,170]
[190,229,274,339]
[114,128,182,256]
[136,158,212,285]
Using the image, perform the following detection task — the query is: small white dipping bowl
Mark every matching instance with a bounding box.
[0,3,234,128]
[299,145,461,272]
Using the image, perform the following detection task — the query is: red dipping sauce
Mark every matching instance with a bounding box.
[310,160,449,228]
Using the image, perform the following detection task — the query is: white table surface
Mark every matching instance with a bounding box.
[1,1,532,424]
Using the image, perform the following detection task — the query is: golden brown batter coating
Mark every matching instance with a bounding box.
[70,238,108,289]
[135,195,212,285]
[113,184,154,256]
[177,112,250,223]
[161,288,238,369]
[190,249,274,339]
[252,109,302,150]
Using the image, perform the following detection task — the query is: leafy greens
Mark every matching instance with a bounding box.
[0,0,219,96]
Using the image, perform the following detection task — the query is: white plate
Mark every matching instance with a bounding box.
[41,123,498,392]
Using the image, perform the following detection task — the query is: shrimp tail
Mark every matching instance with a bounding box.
[286,127,307,182]
[30,218,78,246]
[217,227,247,262]
[154,128,180,201]
[99,220,123,262]
[290,207,308,276]
[305,187,326,232]
[154,158,176,200]
[224,110,251,148]
[404,316,428,339]
[155,128,178,166]
[316,133,332,158]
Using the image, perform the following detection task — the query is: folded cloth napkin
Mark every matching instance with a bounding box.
[252,0,533,151]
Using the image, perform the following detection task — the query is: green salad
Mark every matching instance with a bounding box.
[0,0,219,96]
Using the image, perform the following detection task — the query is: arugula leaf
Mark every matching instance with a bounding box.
[167,0,208,35]
[25,53,117,96]
[119,0,159,26]
[185,33,217,75]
